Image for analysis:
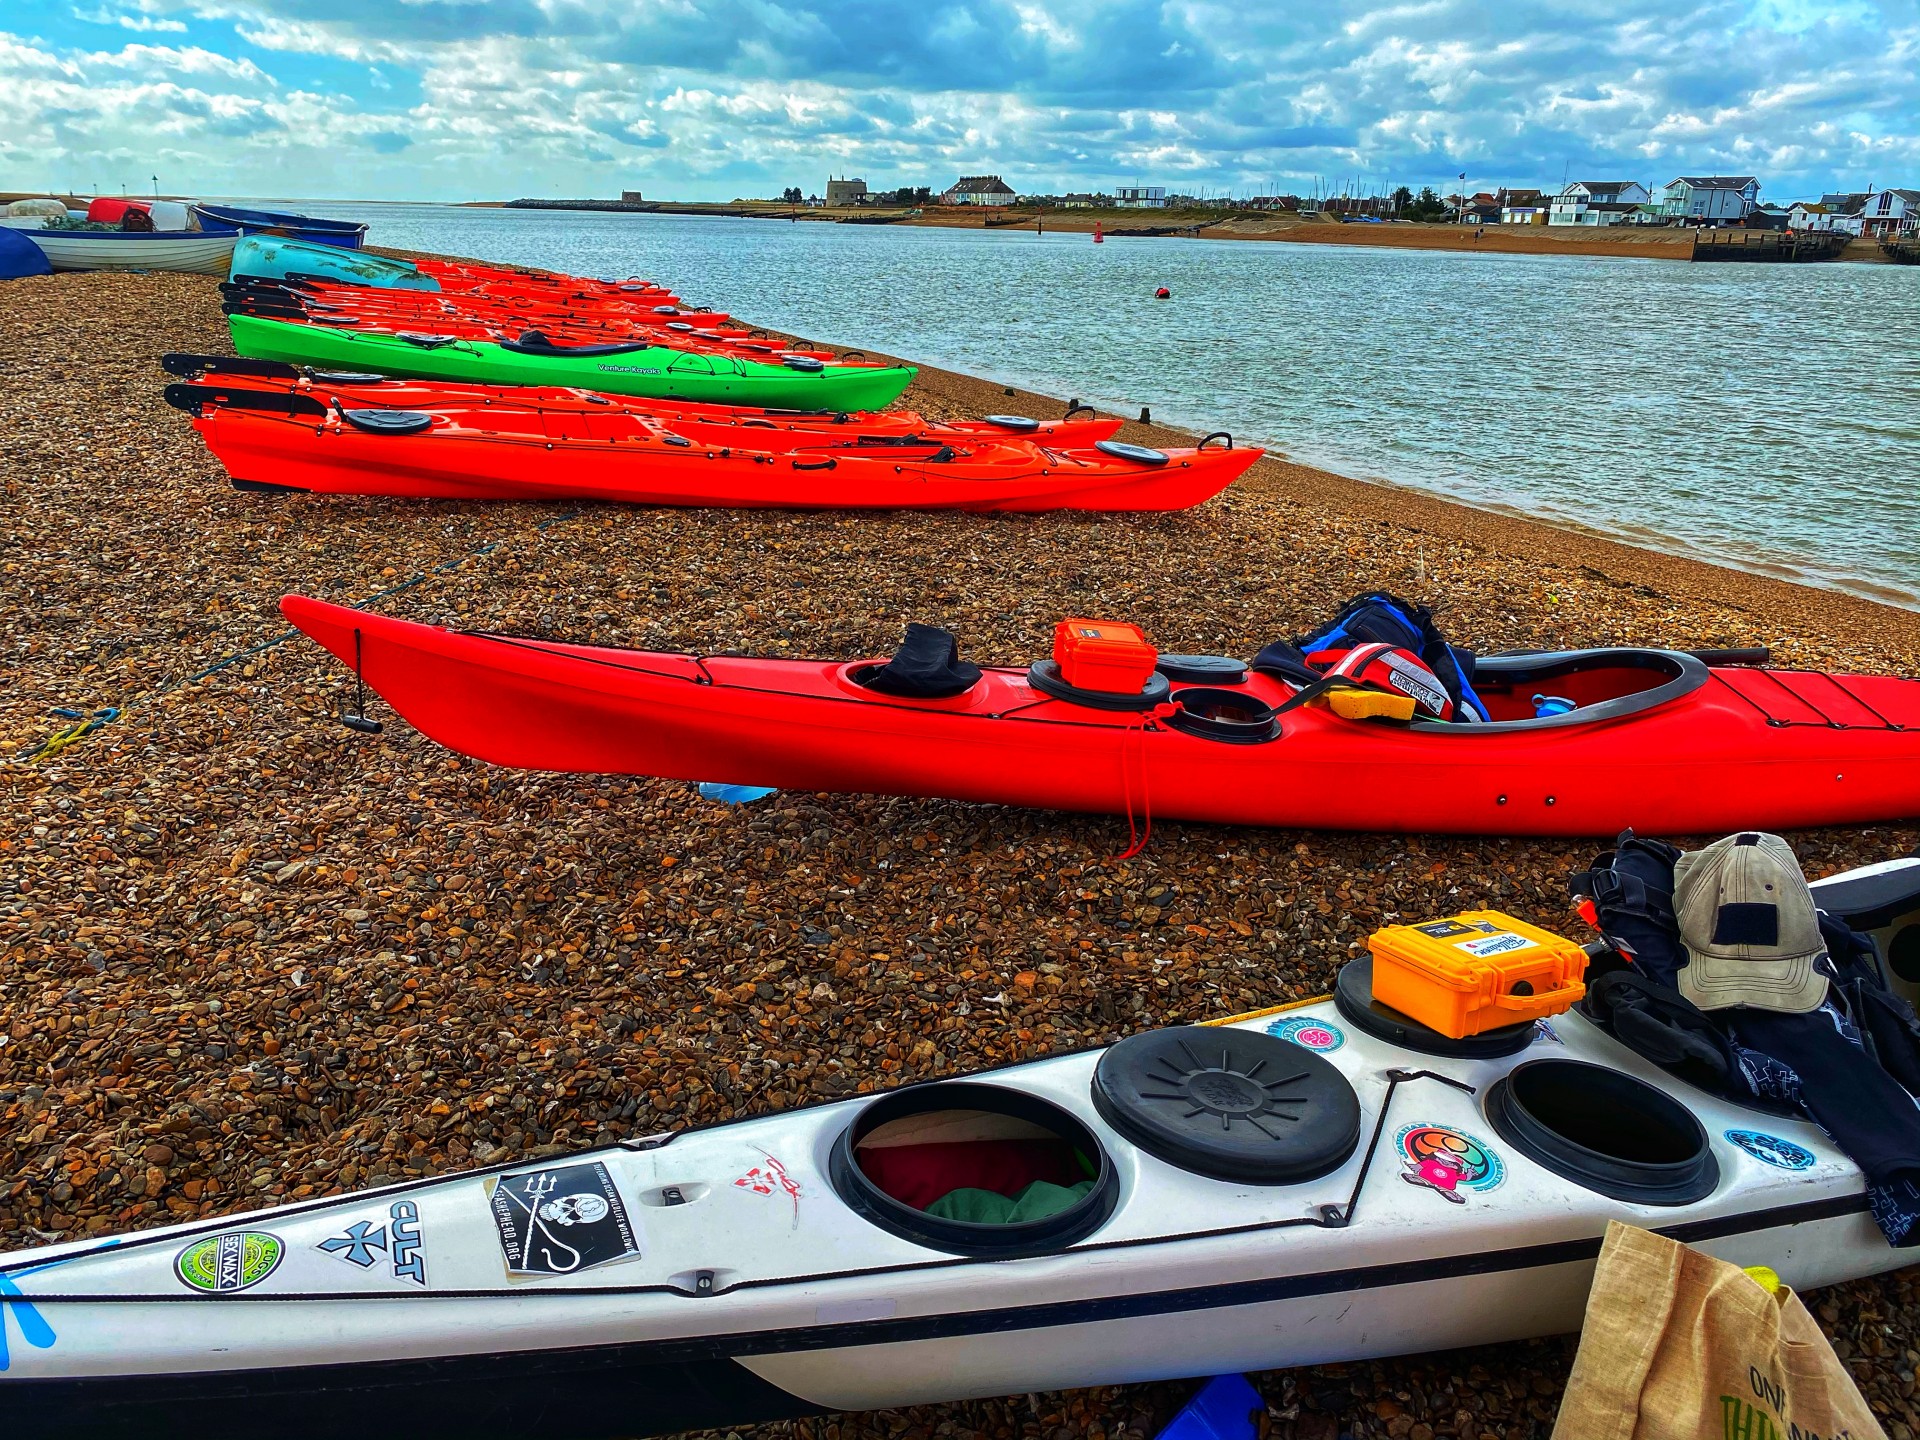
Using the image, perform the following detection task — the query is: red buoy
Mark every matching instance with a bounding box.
[1155,286,1171,299]
[1094,222,1103,244]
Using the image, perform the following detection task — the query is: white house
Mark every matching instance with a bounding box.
[1860,188,1920,236]
[942,176,1017,206]
[1499,188,1549,224]
[1548,181,1652,226]
[1660,176,1760,224]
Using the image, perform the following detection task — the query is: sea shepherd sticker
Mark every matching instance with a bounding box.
[488,1161,638,1277]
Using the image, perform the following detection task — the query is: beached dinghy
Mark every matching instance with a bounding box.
[281,597,1920,837]
[164,378,1227,512]
[24,228,238,276]
[3,930,1913,1438]
[231,313,918,411]
[191,204,369,248]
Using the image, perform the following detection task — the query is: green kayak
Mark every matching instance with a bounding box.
[227,314,918,411]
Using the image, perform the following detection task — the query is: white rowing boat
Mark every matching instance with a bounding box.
[1,859,1915,1438]
[24,231,238,276]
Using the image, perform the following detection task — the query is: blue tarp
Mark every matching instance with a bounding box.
[0,227,53,280]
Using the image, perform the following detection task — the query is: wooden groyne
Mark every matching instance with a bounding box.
[1882,239,1920,266]
[1691,230,1850,263]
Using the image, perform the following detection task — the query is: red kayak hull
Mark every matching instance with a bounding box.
[282,597,1920,836]
[185,388,1253,511]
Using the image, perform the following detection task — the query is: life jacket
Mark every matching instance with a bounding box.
[1253,592,1489,721]
[1312,642,1455,721]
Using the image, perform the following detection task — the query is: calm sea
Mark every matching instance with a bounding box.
[237,200,1920,608]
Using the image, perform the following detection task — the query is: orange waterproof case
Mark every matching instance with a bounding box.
[1367,910,1589,1038]
[1053,619,1158,694]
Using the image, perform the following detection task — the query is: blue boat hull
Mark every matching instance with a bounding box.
[192,204,368,250]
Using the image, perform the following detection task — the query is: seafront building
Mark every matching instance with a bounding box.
[1548,181,1653,225]
[941,176,1016,206]
[1660,176,1761,223]
[825,176,868,207]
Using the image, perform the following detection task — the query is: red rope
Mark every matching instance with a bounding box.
[1113,715,1153,860]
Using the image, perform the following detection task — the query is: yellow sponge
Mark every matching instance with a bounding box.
[1324,688,1419,722]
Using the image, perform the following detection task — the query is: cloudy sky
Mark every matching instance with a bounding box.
[3,0,1916,203]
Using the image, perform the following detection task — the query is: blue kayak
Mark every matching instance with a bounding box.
[228,234,440,291]
[191,203,368,249]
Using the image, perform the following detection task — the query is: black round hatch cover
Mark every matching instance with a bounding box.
[338,408,434,435]
[1335,956,1535,1058]
[1091,1025,1361,1184]
[1156,654,1248,684]
[1095,439,1170,466]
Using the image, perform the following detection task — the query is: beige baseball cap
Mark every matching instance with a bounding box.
[1675,832,1829,1013]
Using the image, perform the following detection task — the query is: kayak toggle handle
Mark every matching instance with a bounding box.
[339,627,384,736]
[1064,400,1095,420]
[792,457,838,471]
[1198,431,1233,450]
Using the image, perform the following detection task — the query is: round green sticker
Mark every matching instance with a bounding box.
[175,1231,285,1293]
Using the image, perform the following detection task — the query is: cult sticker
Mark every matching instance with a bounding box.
[1725,1130,1816,1171]
[174,1231,285,1294]
[1265,1016,1346,1052]
[734,1152,804,1227]
[1397,1124,1505,1203]
[315,1199,428,1285]
[488,1162,639,1277]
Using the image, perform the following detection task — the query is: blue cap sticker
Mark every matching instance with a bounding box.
[1725,1130,1816,1171]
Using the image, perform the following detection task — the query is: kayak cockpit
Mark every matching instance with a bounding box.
[830,1082,1120,1257]
[1424,648,1709,732]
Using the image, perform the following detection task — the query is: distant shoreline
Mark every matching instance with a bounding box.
[481,197,1896,264]
[4,191,1887,264]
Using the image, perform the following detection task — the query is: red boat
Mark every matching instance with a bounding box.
[282,597,1920,836]
[160,354,1122,449]
[222,278,832,362]
[170,373,1248,511]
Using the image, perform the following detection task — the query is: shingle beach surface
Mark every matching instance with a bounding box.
[2,267,1917,1439]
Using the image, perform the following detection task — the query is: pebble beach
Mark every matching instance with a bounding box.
[5,265,1920,1439]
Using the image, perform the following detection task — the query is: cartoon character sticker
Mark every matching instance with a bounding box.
[735,1152,804,1228]
[487,1161,639,1277]
[1396,1124,1505,1203]
[1725,1130,1816,1171]
[1265,1016,1347,1053]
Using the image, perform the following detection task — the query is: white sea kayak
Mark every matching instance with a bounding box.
[1,859,1915,1439]
[24,231,238,276]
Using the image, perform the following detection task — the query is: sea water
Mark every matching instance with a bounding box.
[231,200,1920,608]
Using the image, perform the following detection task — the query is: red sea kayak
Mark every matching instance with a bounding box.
[171,375,1245,510]
[160,354,1123,448]
[283,597,1920,836]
